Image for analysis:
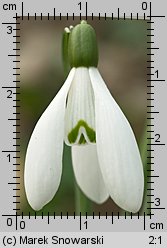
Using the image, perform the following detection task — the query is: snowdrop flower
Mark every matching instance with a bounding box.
[24,21,144,213]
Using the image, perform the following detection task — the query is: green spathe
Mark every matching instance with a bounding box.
[68,21,98,68]
[68,119,96,144]
[62,28,71,76]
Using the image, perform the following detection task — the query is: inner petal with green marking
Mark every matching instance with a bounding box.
[65,67,96,145]
[68,120,96,144]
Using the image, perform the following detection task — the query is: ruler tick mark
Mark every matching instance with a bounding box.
[54,8,55,20]
[112,212,113,224]
[118,8,119,20]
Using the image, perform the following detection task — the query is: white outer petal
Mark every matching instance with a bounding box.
[24,68,75,211]
[72,144,109,203]
[89,67,144,213]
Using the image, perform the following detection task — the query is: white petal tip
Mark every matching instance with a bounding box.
[113,184,144,213]
[28,202,43,212]
[122,199,143,214]
[25,185,55,211]
[92,196,109,205]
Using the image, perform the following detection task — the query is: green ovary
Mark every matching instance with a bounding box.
[68,120,96,144]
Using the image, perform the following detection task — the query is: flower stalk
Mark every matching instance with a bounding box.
[75,182,92,215]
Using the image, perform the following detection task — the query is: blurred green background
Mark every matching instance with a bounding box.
[17,17,149,215]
